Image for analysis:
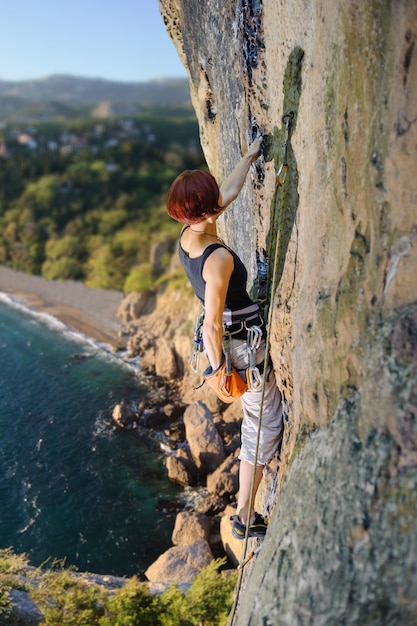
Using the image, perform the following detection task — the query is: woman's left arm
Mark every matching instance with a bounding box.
[218,137,262,209]
[202,248,234,370]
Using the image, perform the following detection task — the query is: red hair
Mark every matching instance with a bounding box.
[166,170,222,225]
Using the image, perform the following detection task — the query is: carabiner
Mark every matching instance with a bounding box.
[247,325,263,352]
[237,544,263,570]
[247,366,263,391]
[282,112,294,129]
[189,349,200,373]
[189,311,204,373]
[276,162,289,186]
[246,326,263,391]
[222,333,233,376]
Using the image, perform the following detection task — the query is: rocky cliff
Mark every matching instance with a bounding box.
[159,0,417,623]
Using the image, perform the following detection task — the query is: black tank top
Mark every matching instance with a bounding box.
[178,228,261,332]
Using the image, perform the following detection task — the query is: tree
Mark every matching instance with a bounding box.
[85,244,125,290]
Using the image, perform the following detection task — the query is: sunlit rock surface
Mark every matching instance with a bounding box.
[159,0,417,622]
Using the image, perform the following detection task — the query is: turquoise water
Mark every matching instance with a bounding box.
[0,296,181,577]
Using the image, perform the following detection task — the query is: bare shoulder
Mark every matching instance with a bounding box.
[203,246,234,283]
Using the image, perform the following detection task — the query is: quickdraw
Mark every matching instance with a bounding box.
[275,112,294,186]
[246,325,263,391]
[189,312,204,373]
[222,332,233,376]
[236,544,263,570]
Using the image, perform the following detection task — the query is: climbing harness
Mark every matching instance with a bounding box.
[227,112,294,626]
[222,321,264,393]
[191,314,265,394]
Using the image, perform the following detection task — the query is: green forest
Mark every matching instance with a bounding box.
[0,107,206,292]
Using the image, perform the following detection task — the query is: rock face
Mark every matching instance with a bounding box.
[159,0,417,623]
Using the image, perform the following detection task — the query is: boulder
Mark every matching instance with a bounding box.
[166,447,198,487]
[183,401,225,473]
[155,342,178,379]
[126,333,146,358]
[224,439,241,457]
[214,416,241,453]
[162,403,185,421]
[140,409,167,428]
[206,455,239,497]
[181,372,225,413]
[112,403,138,429]
[164,419,186,444]
[117,291,148,323]
[139,345,157,372]
[9,589,42,625]
[144,540,213,585]
[219,505,243,568]
[222,401,243,424]
[172,511,211,546]
[196,494,229,516]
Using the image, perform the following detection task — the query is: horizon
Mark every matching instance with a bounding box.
[0,0,187,83]
[0,73,188,85]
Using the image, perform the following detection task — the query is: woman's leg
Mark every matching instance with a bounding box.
[230,338,283,462]
[237,460,264,524]
[229,336,283,525]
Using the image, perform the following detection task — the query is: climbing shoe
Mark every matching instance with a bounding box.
[230,513,268,540]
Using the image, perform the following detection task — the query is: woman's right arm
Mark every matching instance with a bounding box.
[218,137,262,209]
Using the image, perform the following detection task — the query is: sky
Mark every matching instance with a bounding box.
[0,0,187,83]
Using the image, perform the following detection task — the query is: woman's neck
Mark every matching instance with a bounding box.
[188,221,217,236]
[180,223,225,257]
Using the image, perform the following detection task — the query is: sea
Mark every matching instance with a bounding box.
[0,294,183,578]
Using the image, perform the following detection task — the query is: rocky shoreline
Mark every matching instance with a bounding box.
[0,268,257,585]
[0,270,281,624]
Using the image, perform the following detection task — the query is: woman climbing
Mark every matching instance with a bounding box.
[166,136,283,539]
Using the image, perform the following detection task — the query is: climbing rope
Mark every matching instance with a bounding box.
[227,112,294,626]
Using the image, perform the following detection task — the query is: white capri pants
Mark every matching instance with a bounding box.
[229,337,283,466]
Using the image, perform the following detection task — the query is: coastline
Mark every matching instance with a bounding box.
[0,265,244,589]
[0,266,124,346]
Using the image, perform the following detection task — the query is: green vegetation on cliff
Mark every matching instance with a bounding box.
[0,107,206,291]
[0,549,236,625]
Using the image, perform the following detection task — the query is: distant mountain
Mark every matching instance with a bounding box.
[0,74,191,122]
